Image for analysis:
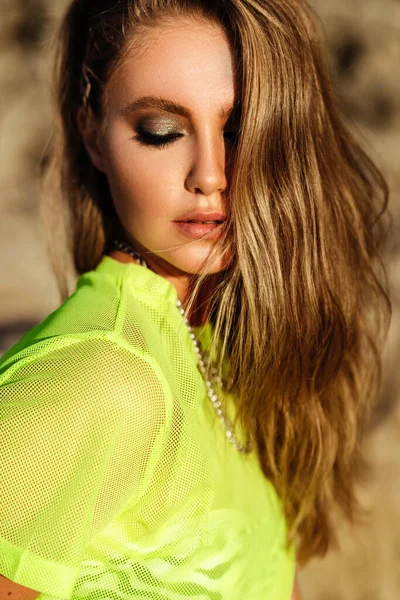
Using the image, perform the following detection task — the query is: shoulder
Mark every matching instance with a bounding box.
[0,258,152,367]
[0,259,176,415]
[0,331,173,426]
[0,265,123,365]
[0,332,174,515]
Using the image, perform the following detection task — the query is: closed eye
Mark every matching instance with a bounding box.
[134,132,184,149]
[134,130,240,150]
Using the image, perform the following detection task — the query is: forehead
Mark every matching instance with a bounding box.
[107,18,238,117]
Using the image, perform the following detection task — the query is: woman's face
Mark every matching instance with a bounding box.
[82,17,239,289]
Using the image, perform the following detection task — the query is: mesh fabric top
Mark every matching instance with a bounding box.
[0,255,296,599]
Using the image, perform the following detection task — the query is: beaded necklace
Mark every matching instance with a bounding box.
[112,240,253,454]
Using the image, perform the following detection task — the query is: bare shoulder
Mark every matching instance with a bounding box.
[0,574,40,599]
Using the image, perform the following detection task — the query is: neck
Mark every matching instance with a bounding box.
[186,273,217,327]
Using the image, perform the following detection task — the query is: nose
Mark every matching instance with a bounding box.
[185,131,228,197]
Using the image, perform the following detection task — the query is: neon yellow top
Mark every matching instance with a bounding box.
[0,255,296,599]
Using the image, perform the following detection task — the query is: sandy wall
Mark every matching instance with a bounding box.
[0,1,399,597]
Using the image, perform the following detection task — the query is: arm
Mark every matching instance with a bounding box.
[0,336,171,597]
[0,575,40,600]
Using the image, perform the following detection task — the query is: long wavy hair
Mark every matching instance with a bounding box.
[42,0,391,564]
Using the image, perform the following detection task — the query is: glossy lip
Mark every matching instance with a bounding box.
[174,210,226,223]
[174,221,223,240]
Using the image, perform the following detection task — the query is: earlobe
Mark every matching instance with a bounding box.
[76,106,105,173]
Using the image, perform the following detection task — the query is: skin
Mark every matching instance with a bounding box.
[0,574,40,598]
[77,17,302,598]
[78,17,239,324]
[292,572,302,600]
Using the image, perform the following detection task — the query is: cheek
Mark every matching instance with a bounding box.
[101,125,185,221]
[103,148,176,224]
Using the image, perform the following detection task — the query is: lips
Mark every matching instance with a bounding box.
[174,220,223,240]
[175,210,226,224]
[185,219,222,224]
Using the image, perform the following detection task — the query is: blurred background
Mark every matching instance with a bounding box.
[0,0,399,598]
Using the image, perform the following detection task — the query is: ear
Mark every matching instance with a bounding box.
[76,106,105,173]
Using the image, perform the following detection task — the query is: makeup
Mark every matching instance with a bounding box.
[174,221,223,240]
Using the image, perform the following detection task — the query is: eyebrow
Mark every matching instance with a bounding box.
[120,96,236,120]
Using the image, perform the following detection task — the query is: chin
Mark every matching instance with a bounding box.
[170,247,232,275]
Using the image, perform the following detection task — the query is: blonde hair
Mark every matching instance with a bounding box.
[42,0,391,564]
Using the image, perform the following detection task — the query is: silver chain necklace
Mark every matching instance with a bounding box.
[112,240,253,454]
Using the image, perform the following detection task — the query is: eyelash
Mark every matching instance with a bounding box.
[135,131,239,150]
[135,133,183,149]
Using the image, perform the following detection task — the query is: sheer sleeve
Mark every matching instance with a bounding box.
[0,333,173,598]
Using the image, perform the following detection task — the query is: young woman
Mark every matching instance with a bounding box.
[0,0,390,598]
